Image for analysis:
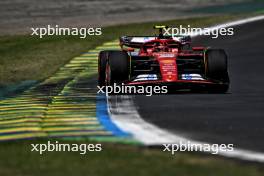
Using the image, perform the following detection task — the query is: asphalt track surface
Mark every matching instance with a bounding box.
[134,19,264,153]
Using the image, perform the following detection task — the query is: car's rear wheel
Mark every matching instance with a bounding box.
[205,49,229,93]
[106,51,130,85]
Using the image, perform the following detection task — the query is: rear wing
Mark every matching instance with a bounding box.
[120,35,191,48]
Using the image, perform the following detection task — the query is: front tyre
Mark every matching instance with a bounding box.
[205,49,230,93]
[107,51,130,85]
[98,51,108,86]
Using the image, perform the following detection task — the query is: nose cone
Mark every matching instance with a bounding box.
[158,58,178,82]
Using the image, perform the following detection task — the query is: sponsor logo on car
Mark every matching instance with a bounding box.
[181,74,204,80]
[134,74,158,81]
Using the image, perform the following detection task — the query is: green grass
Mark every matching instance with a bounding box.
[0,35,103,86]
[0,140,263,176]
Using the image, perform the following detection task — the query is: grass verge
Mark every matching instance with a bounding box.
[0,140,263,176]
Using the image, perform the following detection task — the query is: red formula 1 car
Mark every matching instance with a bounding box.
[98,26,229,93]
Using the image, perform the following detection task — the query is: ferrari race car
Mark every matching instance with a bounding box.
[98,26,230,93]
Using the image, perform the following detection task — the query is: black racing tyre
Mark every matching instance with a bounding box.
[205,49,230,93]
[205,49,228,81]
[107,51,130,85]
[98,51,108,86]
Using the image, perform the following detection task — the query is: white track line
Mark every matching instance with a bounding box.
[190,15,264,37]
[106,15,264,162]
[107,95,264,162]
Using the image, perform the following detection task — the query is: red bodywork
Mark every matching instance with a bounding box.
[120,38,219,87]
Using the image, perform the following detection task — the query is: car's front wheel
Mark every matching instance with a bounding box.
[98,51,108,86]
[205,49,230,93]
[106,51,130,85]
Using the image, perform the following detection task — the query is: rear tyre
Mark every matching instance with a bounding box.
[205,49,230,93]
[98,51,108,86]
[107,51,130,85]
